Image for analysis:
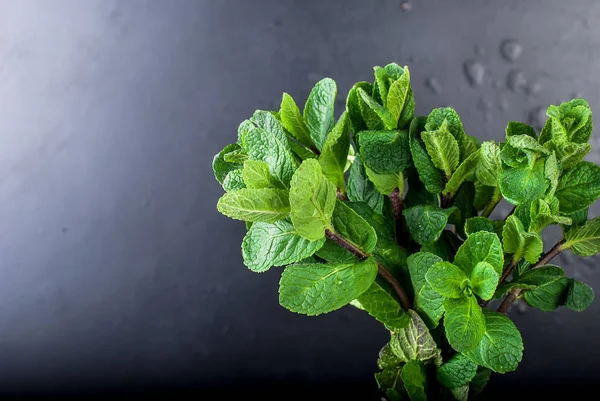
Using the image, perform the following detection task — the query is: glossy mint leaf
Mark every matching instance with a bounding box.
[565,279,595,311]
[278,258,378,315]
[242,219,325,272]
[315,238,357,264]
[213,143,243,184]
[471,261,500,301]
[217,188,290,223]
[365,166,403,195]
[331,200,378,254]
[304,78,337,150]
[222,169,246,192]
[495,265,563,299]
[401,360,427,401]
[499,159,547,206]
[464,217,496,236]
[409,116,444,193]
[375,367,406,401]
[390,310,442,365]
[506,121,537,138]
[564,216,600,256]
[444,150,480,196]
[358,130,411,173]
[444,295,486,352]
[436,353,478,389]
[421,128,460,177]
[425,262,469,299]
[524,270,570,311]
[425,108,470,162]
[347,153,384,214]
[387,67,415,129]
[346,81,372,133]
[499,144,535,169]
[502,215,543,264]
[555,161,600,214]
[540,98,593,144]
[289,159,337,240]
[506,134,549,155]
[280,93,313,147]
[454,231,504,276]
[358,88,396,129]
[242,160,283,189]
[464,310,523,373]
[403,205,456,246]
[354,279,410,330]
[407,252,445,327]
[476,141,501,187]
[319,112,350,190]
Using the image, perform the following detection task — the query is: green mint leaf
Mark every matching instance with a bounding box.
[375,367,406,401]
[540,98,593,144]
[387,67,415,129]
[421,128,460,177]
[444,295,486,352]
[374,66,392,107]
[465,217,496,236]
[354,279,410,330]
[213,143,243,184]
[565,279,595,311]
[278,257,378,315]
[242,160,282,189]
[476,141,501,187]
[378,342,403,370]
[523,269,570,311]
[289,159,337,240]
[358,130,412,174]
[347,153,384,214]
[495,265,563,299]
[545,140,591,169]
[287,138,318,161]
[407,252,445,328]
[217,188,290,223]
[390,310,442,365]
[450,385,469,401]
[499,159,547,205]
[242,219,326,272]
[348,201,396,241]
[223,149,248,164]
[420,231,459,262]
[502,215,543,264]
[237,119,254,144]
[405,175,441,208]
[280,92,313,147]
[319,112,351,190]
[544,152,560,197]
[401,360,427,401]
[425,108,470,162]
[506,134,549,155]
[409,116,444,193]
[506,121,537,138]
[365,166,403,195]
[346,81,371,133]
[403,205,456,246]
[304,78,337,150]
[473,181,496,210]
[499,144,536,169]
[425,261,469,299]
[436,353,478,389]
[444,150,480,196]
[470,261,500,301]
[564,216,600,256]
[315,238,357,264]
[555,161,600,214]
[454,231,504,276]
[469,368,492,396]
[331,200,378,254]
[529,198,572,233]
[358,87,396,130]
[464,310,523,373]
[222,168,246,192]
[448,181,476,239]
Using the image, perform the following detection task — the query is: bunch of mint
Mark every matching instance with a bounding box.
[212,63,599,400]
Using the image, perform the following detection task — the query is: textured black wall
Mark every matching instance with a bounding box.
[0,0,599,398]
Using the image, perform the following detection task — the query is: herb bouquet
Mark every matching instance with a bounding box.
[212,63,599,400]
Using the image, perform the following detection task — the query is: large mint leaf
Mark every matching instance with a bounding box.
[354,279,410,330]
[436,353,478,389]
[523,267,570,311]
[444,295,486,352]
[464,310,523,373]
[555,161,600,214]
[242,160,283,189]
[319,112,350,190]
[403,205,456,246]
[475,141,501,187]
[280,93,313,147]
[347,153,384,214]
[346,81,371,133]
[454,231,504,276]
[289,159,337,240]
[494,265,563,299]
[401,360,427,401]
[217,188,290,223]
[278,258,378,315]
[565,279,595,311]
[499,159,547,206]
[387,67,415,129]
[358,130,411,173]
[564,216,600,256]
[331,200,378,254]
[470,261,500,301]
[421,128,460,177]
[213,143,243,184]
[425,262,469,299]
[242,219,325,272]
[304,78,337,150]
[407,252,445,327]
[409,116,444,193]
[358,88,396,130]
[425,108,470,162]
[444,150,480,196]
[390,310,442,365]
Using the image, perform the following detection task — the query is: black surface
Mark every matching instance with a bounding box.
[1,0,600,398]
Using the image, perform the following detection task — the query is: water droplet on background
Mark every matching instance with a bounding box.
[424,77,442,94]
[507,69,527,92]
[498,97,509,111]
[400,1,412,12]
[500,39,523,62]
[463,60,485,86]
[474,44,485,56]
[525,82,543,96]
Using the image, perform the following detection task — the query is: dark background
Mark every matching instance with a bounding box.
[1,0,599,399]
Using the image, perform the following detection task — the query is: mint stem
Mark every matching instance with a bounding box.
[325,229,411,310]
[497,240,565,314]
[480,188,502,218]
[337,190,349,201]
[390,188,409,247]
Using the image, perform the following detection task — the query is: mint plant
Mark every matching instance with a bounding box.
[212,63,599,400]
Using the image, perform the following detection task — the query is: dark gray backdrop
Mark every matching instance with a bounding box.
[0,0,599,398]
